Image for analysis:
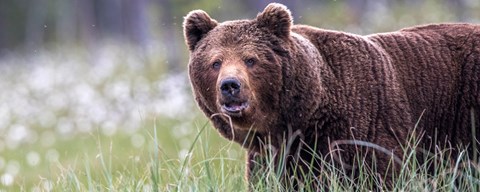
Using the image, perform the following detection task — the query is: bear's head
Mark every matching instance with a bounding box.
[183,3,294,133]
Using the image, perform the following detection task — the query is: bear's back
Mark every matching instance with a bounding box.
[294,23,480,148]
[368,24,480,121]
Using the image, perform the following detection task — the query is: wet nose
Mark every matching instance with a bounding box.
[220,78,241,97]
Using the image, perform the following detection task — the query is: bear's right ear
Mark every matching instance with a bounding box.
[256,3,292,39]
[183,10,218,51]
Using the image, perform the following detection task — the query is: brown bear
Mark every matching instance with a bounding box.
[183,2,480,188]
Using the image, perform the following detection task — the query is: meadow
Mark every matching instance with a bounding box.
[0,42,478,192]
[1,1,480,190]
[0,42,243,191]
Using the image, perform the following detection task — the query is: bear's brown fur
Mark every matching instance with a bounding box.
[183,3,480,187]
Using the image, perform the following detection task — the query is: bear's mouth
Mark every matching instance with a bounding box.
[221,101,249,115]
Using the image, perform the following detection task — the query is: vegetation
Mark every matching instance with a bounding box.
[0,0,479,191]
[6,118,479,191]
[0,46,478,191]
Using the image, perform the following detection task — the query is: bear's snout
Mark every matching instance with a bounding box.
[220,78,241,98]
[218,77,250,116]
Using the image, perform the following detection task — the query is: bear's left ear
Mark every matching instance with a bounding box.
[256,3,292,39]
[183,10,218,51]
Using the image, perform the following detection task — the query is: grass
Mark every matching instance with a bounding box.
[1,118,243,191]
[12,120,476,191]
[2,113,473,192]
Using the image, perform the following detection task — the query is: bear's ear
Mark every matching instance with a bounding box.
[256,3,292,39]
[183,10,218,51]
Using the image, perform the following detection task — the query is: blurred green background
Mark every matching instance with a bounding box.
[0,0,479,190]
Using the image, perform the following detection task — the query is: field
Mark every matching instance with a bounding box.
[0,43,241,191]
[1,0,480,191]
[0,42,479,192]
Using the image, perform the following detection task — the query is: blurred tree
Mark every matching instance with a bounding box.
[55,0,76,45]
[124,0,150,47]
[76,0,96,50]
[25,0,47,51]
[0,0,479,69]
[96,0,122,40]
[159,0,182,72]
[0,1,27,54]
[446,0,468,22]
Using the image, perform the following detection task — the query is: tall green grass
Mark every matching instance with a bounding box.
[25,119,478,192]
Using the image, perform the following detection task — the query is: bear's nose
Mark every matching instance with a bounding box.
[220,78,241,97]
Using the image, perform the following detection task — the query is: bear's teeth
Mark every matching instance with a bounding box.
[228,103,241,110]
[223,102,247,113]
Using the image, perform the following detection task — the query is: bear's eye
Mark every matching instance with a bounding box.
[245,58,255,67]
[212,61,221,69]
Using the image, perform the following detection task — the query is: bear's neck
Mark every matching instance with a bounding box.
[275,33,339,135]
